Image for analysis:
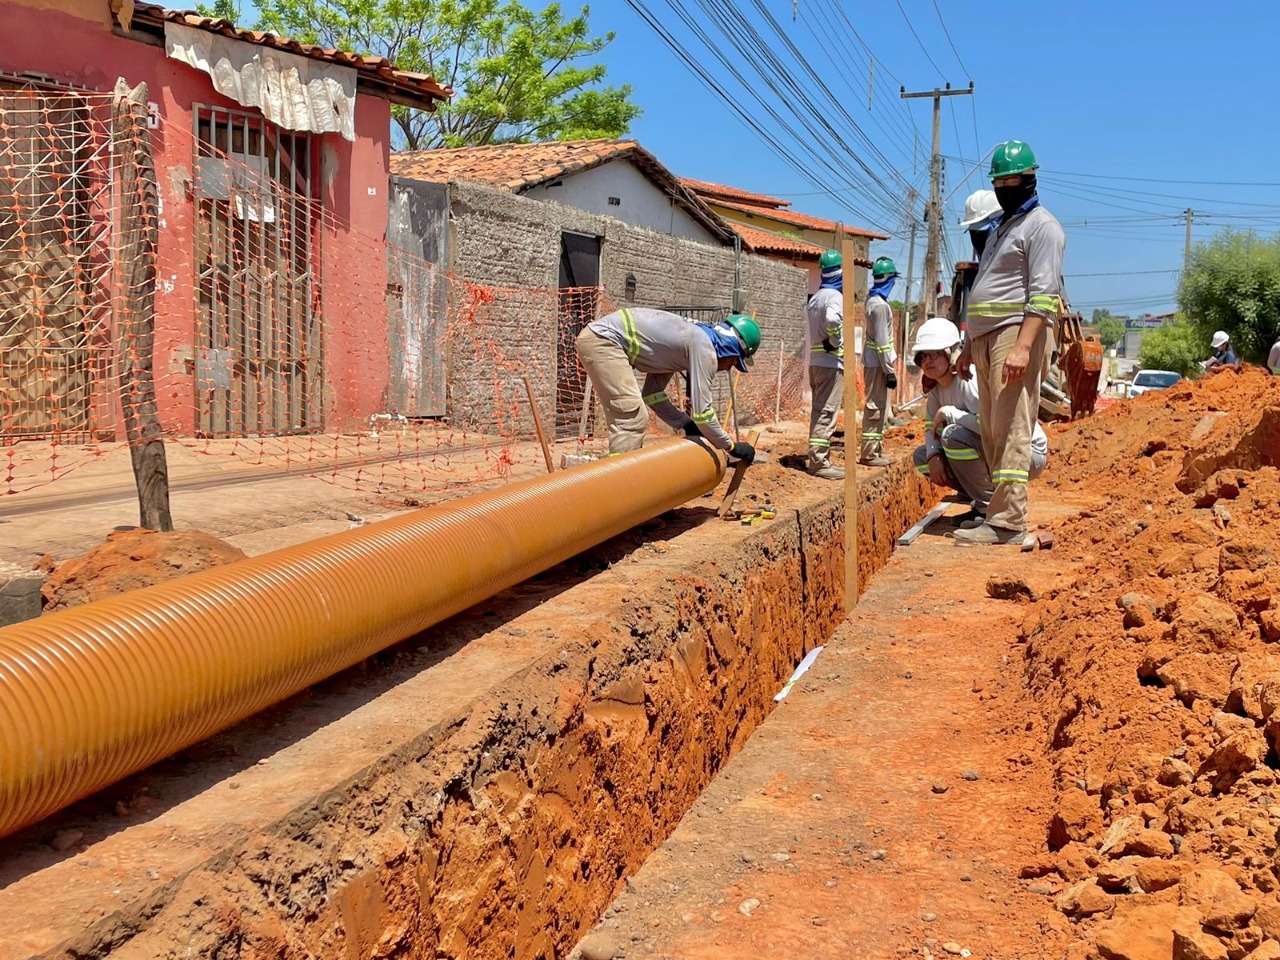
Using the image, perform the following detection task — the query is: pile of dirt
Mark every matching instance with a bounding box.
[1018,367,1280,959]
[41,528,248,613]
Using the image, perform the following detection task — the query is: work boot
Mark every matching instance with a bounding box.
[953,522,1025,547]
[952,508,986,529]
[859,456,892,468]
[811,464,845,480]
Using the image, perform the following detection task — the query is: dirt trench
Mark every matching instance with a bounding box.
[0,447,934,960]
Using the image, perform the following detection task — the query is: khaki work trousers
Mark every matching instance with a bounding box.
[912,422,1046,512]
[860,365,888,461]
[575,327,647,454]
[972,323,1048,533]
[808,365,843,467]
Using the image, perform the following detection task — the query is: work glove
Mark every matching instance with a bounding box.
[729,441,756,465]
[682,421,702,438]
[885,372,898,390]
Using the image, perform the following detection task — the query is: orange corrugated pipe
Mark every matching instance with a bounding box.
[0,439,726,838]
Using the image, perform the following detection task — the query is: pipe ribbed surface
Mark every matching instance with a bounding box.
[0,439,725,838]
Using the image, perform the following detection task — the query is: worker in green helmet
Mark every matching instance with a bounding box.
[859,256,899,466]
[576,308,760,462]
[805,249,846,479]
[953,140,1066,547]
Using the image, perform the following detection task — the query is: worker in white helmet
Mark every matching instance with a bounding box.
[910,317,1048,528]
[1204,330,1237,373]
[960,189,1003,260]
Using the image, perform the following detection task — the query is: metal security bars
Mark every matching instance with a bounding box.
[192,104,322,436]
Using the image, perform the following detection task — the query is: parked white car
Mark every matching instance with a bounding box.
[1126,369,1182,399]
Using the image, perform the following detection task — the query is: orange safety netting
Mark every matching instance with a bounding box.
[0,86,815,507]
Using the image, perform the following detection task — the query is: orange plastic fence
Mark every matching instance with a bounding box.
[0,88,813,503]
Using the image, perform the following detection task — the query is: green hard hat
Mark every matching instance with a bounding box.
[989,140,1039,178]
[724,313,761,359]
[872,256,898,279]
[819,248,842,270]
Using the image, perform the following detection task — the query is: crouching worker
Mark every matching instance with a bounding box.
[576,308,761,463]
[909,317,1048,528]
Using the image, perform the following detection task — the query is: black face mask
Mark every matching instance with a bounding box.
[969,228,990,259]
[994,173,1037,216]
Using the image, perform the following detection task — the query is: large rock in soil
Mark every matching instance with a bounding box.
[1180,869,1259,933]
[1050,789,1104,849]
[1198,730,1269,793]
[41,528,248,613]
[1173,594,1245,652]
[1095,902,1185,960]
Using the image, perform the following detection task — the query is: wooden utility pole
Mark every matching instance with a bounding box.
[1184,208,1194,273]
[899,188,920,405]
[901,82,973,316]
[112,79,173,532]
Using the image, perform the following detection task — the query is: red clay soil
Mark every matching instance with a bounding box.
[39,528,247,613]
[1020,368,1280,959]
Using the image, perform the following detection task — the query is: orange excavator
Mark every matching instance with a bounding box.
[948,263,1101,421]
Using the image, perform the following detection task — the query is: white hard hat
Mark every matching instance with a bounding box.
[960,189,1002,228]
[1211,330,1230,349]
[911,316,962,355]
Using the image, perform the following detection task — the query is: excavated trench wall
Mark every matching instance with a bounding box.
[28,462,933,960]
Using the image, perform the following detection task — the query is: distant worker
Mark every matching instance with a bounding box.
[1204,330,1238,373]
[961,189,1003,260]
[910,317,1048,527]
[860,256,899,467]
[954,140,1066,547]
[575,308,760,462]
[1269,336,1280,375]
[806,249,846,480]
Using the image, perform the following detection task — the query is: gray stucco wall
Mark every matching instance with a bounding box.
[442,180,809,436]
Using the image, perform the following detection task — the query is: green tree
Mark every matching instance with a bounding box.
[1137,317,1206,377]
[238,0,640,150]
[1179,228,1280,363]
[198,0,241,19]
[1093,315,1126,350]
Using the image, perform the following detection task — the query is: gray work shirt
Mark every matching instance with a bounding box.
[965,205,1066,340]
[862,295,897,372]
[807,288,843,370]
[588,308,733,450]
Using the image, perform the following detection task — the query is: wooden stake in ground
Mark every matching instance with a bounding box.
[843,357,859,611]
[522,374,555,473]
[112,79,172,532]
[577,376,594,444]
[727,370,740,441]
[774,339,784,424]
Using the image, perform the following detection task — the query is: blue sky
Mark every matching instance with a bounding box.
[581,0,1280,318]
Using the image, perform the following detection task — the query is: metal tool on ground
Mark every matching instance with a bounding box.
[898,502,951,546]
[522,374,555,473]
[737,504,777,526]
[717,428,763,518]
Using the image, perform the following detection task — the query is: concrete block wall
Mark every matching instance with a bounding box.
[444,181,808,435]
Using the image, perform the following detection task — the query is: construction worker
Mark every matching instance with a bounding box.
[910,317,1048,526]
[961,189,1003,261]
[860,256,899,467]
[954,140,1066,547]
[575,308,760,462]
[806,249,846,479]
[1204,330,1237,373]
[1268,336,1280,375]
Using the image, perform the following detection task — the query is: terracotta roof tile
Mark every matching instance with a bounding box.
[390,139,636,190]
[710,198,890,241]
[130,5,452,106]
[731,222,824,259]
[391,139,737,244]
[680,177,790,210]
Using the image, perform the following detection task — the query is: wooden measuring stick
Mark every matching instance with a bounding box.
[522,374,555,473]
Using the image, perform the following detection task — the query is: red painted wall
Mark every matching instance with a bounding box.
[0,5,391,436]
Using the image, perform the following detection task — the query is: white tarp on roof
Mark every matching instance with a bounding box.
[165,22,357,141]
